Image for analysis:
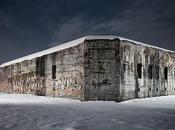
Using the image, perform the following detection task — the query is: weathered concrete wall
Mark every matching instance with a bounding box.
[120,41,136,101]
[84,39,121,101]
[44,44,85,99]
[120,40,175,101]
[0,44,85,100]
[0,59,46,95]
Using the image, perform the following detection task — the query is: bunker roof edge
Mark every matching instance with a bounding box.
[0,35,174,67]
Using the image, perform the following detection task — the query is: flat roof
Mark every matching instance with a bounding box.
[0,35,174,67]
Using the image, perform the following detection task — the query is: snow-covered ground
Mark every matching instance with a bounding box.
[0,94,175,130]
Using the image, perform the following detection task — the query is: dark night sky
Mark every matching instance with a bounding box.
[0,0,175,64]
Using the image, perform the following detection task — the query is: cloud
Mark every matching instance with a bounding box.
[51,15,87,44]
[51,0,175,50]
[50,15,130,46]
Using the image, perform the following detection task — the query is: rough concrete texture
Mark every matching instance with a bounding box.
[119,40,175,101]
[84,39,121,101]
[0,44,84,100]
[0,38,175,101]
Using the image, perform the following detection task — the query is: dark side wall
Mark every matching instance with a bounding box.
[83,39,121,101]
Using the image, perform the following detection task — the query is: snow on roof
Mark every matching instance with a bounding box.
[0,35,175,67]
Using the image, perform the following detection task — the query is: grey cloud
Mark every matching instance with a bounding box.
[52,16,87,43]
[51,0,175,50]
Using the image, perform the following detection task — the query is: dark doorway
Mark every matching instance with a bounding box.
[52,65,56,79]
[137,63,142,79]
[36,56,45,76]
[164,67,168,80]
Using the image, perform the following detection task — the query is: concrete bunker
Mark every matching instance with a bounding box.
[0,36,175,101]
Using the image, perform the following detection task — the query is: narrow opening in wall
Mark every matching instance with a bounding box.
[40,56,45,76]
[137,63,142,79]
[36,56,45,76]
[137,88,140,92]
[155,65,159,80]
[123,63,126,72]
[36,58,40,75]
[52,65,56,79]
[164,67,168,80]
[148,65,153,79]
